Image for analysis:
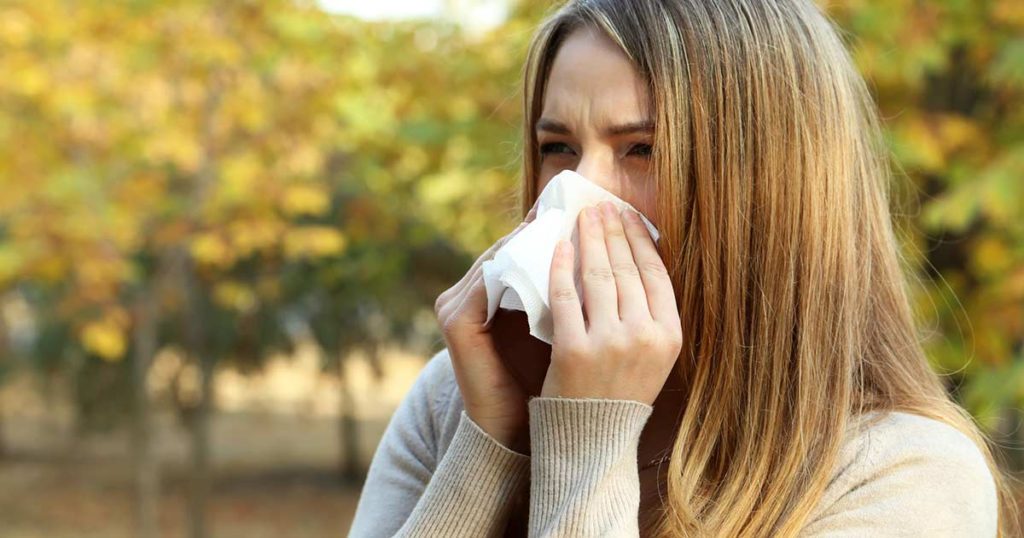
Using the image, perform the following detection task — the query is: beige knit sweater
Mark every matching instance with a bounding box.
[347,348,998,537]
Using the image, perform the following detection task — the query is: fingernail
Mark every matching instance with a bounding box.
[624,209,640,222]
[584,207,599,221]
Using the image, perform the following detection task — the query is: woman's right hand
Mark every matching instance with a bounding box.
[434,204,538,454]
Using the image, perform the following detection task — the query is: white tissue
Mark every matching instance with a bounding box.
[481,169,660,344]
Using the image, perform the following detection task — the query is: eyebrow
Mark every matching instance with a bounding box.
[536,117,655,137]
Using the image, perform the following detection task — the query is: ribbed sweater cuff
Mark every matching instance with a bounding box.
[396,409,531,537]
[528,397,653,536]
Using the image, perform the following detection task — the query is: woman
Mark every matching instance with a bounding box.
[349,0,1019,536]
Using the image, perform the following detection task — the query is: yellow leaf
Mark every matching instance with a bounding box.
[281,184,330,217]
[0,9,31,47]
[447,95,478,122]
[219,152,262,204]
[143,129,202,173]
[283,226,346,259]
[34,255,68,283]
[229,218,282,256]
[284,143,324,177]
[0,244,23,287]
[971,237,1013,278]
[395,146,430,177]
[190,232,235,268]
[993,0,1024,26]
[894,117,945,172]
[77,256,132,288]
[213,281,257,313]
[936,114,981,153]
[81,318,126,362]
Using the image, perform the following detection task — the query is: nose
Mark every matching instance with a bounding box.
[574,154,622,200]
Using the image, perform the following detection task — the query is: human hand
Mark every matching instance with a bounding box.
[540,201,682,406]
[435,203,539,453]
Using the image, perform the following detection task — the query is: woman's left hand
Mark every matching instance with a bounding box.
[541,200,683,406]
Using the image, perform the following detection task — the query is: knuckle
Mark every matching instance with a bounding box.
[604,223,626,238]
[551,286,576,302]
[434,292,449,315]
[439,315,457,336]
[583,266,615,282]
[639,260,669,276]
[634,326,658,349]
[622,320,666,352]
[559,340,589,362]
[667,328,684,351]
[584,220,604,238]
[610,262,639,278]
[439,309,465,338]
[602,332,630,355]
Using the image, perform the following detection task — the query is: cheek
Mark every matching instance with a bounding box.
[535,167,563,194]
[634,200,656,223]
[628,174,657,218]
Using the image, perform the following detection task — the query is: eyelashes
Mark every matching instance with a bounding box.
[538,142,572,157]
[630,143,653,157]
[539,142,653,159]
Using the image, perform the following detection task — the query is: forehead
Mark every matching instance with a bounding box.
[542,26,650,121]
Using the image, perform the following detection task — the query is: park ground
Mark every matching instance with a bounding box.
[0,344,424,538]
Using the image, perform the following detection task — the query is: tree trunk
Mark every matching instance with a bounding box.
[178,35,222,538]
[188,349,214,538]
[338,346,366,484]
[181,261,213,538]
[0,397,5,460]
[131,290,161,538]
[0,312,6,459]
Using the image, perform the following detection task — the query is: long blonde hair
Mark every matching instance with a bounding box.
[516,0,1020,535]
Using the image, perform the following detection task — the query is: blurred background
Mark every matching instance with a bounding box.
[0,0,1021,536]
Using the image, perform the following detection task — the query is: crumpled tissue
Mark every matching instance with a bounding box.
[481,169,660,344]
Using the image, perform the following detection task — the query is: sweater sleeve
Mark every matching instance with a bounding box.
[394,410,532,537]
[347,352,531,538]
[527,396,654,537]
[799,412,1000,537]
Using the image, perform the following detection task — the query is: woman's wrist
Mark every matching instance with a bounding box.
[467,412,530,456]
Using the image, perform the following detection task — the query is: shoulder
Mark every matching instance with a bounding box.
[368,347,462,470]
[808,410,998,536]
[409,347,465,449]
[847,411,995,486]
[417,346,460,410]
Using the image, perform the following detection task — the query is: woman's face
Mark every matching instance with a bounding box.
[536,25,656,219]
